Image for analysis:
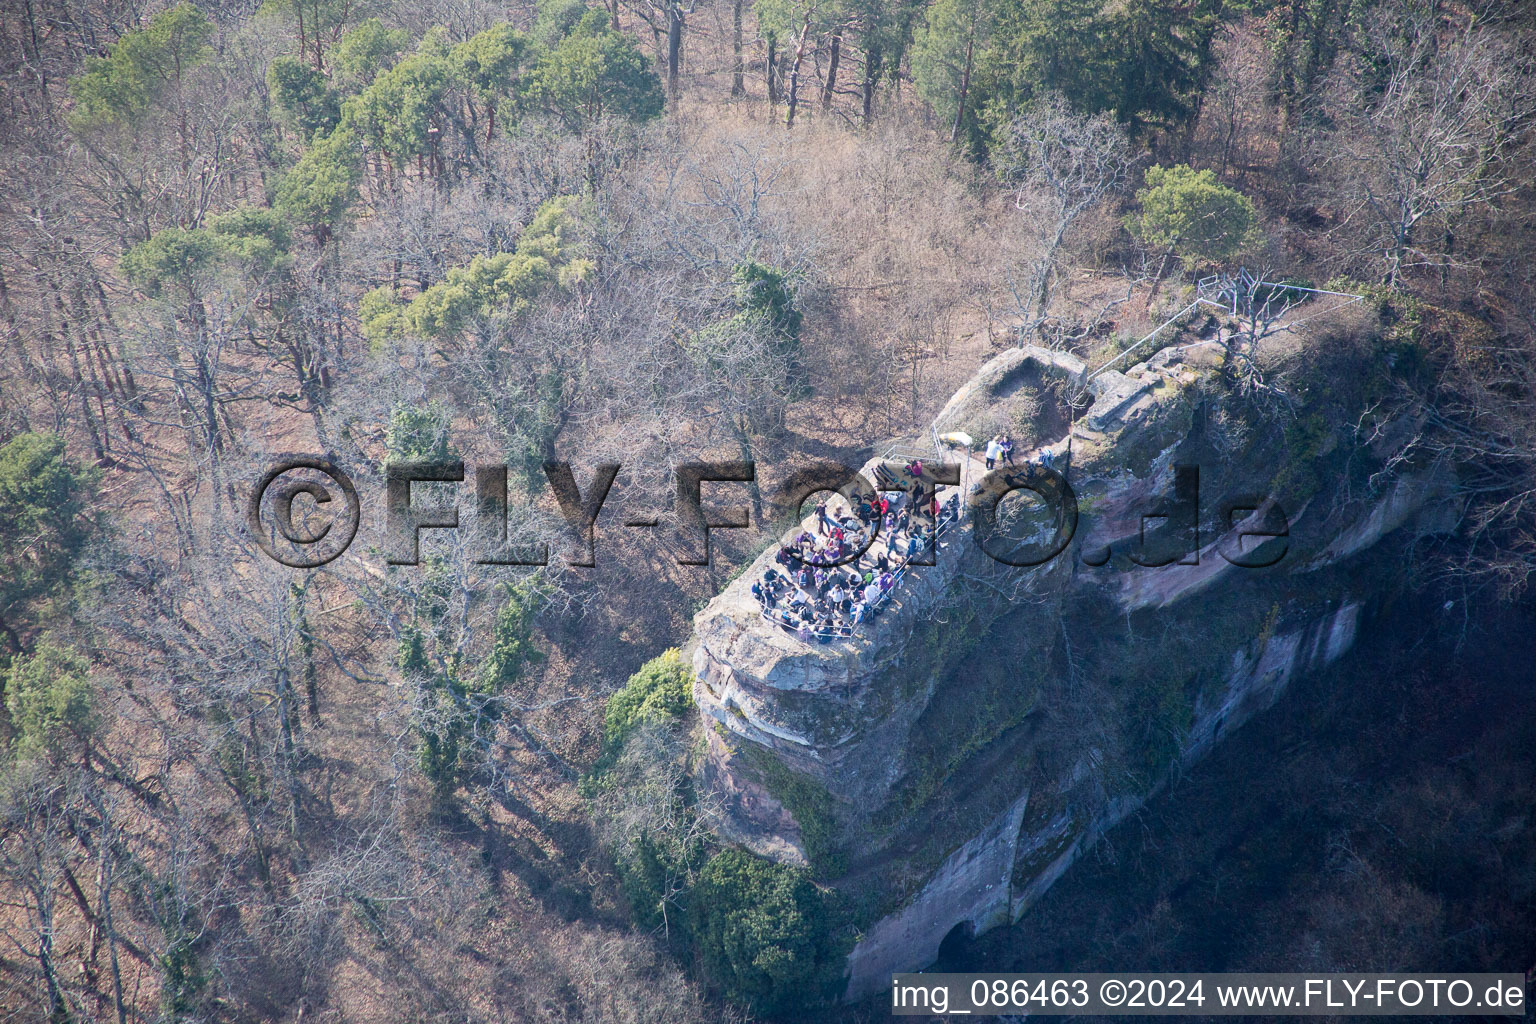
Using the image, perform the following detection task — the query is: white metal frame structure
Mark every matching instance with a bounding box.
[1088,270,1364,382]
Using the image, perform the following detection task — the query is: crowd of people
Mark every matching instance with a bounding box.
[751,460,963,642]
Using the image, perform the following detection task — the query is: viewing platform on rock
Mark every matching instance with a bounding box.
[751,485,964,643]
[691,343,1207,766]
[689,453,984,769]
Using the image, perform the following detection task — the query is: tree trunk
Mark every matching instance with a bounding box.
[295,1,310,72]
[305,657,321,726]
[821,30,841,109]
[766,32,779,107]
[178,104,190,174]
[950,22,976,143]
[863,43,882,122]
[34,886,66,1024]
[1144,241,1178,312]
[1029,220,1072,327]
[732,0,745,96]
[91,844,129,1024]
[276,666,303,843]
[1385,220,1413,289]
[666,5,684,107]
[784,18,813,128]
[1441,227,1453,292]
[734,428,764,523]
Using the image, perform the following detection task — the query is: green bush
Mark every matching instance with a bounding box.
[616,832,676,930]
[0,433,98,656]
[361,196,592,343]
[331,18,409,89]
[526,9,664,131]
[602,648,693,751]
[267,56,341,140]
[396,571,540,803]
[732,261,802,349]
[67,3,212,132]
[689,849,843,1013]
[585,652,703,932]
[385,402,454,462]
[273,125,362,238]
[5,639,96,759]
[122,207,294,294]
[1127,164,1257,267]
[1120,669,1194,786]
[479,582,544,694]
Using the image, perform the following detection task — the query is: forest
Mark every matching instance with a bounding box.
[1,0,1534,1020]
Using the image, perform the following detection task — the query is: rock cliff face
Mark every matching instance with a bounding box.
[688,341,1452,1001]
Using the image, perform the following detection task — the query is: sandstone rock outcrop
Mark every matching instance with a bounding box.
[688,341,1452,1000]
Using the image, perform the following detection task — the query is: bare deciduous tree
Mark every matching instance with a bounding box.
[1323,12,1535,288]
[997,95,1136,342]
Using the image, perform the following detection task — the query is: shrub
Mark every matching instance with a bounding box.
[385,403,454,462]
[0,433,97,655]
[602,649,693,751]
[689,849,844,1013]
[527,9,664,131]
[362,196,593,341]
[746,750,845,876]
[1127,164,1257,267]
[67,3,212,132]
[267,56,340,140]
[6,639,96,759]
[732,261,802,349]
[274,125,362,239]
[594,727,709,934]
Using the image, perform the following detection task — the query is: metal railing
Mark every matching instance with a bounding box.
[1087,299,1200,381]
[1088,272,1365,382]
